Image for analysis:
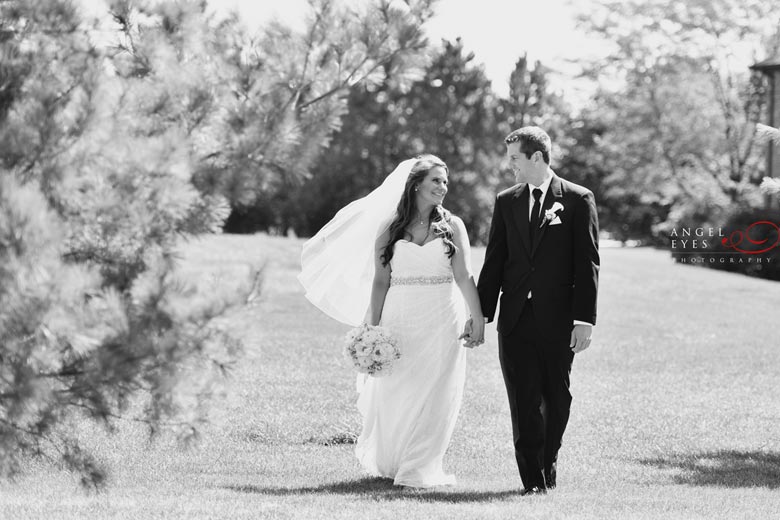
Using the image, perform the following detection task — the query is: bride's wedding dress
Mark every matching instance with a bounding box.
[356,237,467,487]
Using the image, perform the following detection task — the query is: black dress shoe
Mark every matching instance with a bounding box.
[519,486,547,496]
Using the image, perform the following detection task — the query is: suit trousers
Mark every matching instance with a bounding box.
[498,301,574,490]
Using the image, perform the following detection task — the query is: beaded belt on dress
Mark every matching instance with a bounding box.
[390,275,454,286]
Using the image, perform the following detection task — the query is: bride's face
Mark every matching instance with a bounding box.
[415,166,448,207]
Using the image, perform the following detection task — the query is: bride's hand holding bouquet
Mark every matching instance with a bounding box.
[344,323,401,377]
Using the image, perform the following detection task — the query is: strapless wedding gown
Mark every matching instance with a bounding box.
[355,237,467,487]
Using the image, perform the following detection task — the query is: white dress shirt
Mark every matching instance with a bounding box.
[527,170,553,221]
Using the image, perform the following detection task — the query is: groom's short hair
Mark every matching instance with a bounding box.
[504,126,551,165]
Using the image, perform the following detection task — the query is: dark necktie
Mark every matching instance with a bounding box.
[529,188,542,243]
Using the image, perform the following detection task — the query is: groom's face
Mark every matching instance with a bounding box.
[506,142,532,184]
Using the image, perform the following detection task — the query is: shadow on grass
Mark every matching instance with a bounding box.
[640,450,780,488]
[224,476,518,503]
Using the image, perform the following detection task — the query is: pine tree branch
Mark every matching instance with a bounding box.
[36,367,85,379]
[298,49,396,110]
[299,0,330,91]
[17,79,82,178]
[296,3,402,112]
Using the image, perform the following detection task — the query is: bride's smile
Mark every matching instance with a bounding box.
[415,166,449,206]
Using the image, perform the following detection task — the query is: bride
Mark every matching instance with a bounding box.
[299,154,484,488]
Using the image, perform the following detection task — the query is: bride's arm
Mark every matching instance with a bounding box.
[366,229,392,326]
[451,216,485,340]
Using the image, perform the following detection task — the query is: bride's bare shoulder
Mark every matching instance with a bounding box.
[447,214,467,233]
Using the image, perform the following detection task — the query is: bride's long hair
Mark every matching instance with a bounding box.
[380,154,456,267]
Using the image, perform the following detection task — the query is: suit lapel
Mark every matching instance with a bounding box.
[511,184,532,256]
[530,174,563,257]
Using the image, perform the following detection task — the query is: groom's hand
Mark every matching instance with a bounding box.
[570,324,592,353]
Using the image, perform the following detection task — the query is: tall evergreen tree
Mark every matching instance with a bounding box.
[0,0,246,487]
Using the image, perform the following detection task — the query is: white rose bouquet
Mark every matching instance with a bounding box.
[344,324,401,377]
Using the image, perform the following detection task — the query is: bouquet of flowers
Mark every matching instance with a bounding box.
[344,324,401,377]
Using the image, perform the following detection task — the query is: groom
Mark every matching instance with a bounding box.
[475,126,599,495]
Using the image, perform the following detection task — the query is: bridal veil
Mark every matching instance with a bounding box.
[298,159,416,326]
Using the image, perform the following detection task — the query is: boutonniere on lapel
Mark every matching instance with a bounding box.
[541,202,564,227]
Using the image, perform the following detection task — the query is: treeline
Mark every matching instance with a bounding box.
[227,1,780,263]
[229,38,580,244]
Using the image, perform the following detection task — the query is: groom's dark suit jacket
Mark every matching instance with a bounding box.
[478,174,600,339]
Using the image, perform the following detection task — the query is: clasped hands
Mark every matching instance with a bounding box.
[460,320,593,352]
[459,317,485,348]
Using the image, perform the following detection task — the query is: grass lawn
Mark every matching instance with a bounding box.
[2,234,779,519]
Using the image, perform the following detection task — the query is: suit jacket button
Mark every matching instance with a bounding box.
[531,267,536,272]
